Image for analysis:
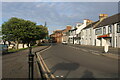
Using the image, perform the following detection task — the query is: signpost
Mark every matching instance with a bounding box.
[104,39,109,53]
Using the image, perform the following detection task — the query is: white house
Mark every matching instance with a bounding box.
[94,13,120,48]
[68,27,77,44]
[80,21,99,46]
[80,14,110,46]
[69,19,93,44]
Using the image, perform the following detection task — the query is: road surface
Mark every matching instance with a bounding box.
[2,46,48,79]
[40,43,118,78]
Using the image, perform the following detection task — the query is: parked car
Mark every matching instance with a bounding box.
[0,44,8,54]
[62,41,67,45]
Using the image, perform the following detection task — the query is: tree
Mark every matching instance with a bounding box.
[2,17,48,49]
[2,17,26,49]
[36,25,48,39]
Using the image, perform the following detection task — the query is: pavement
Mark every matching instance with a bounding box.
[40,43,119,78]
[68,44,119,59]
[2,45,49,79]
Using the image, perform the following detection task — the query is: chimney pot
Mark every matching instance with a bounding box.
[99,14,108,20]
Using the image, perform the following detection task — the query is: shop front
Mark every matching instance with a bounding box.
[97,34,112,46]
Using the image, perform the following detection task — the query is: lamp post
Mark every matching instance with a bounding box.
[28,44,34,80]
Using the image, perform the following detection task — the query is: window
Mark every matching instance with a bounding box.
[117,23,120,33]
[108,25,112,33]
[95,28,102,35]
[90,29,92,36]
[103,27,106,34]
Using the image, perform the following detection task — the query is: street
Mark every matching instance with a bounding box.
[1,2,120,80]
[2,46,48,78]
[40,43,118,78]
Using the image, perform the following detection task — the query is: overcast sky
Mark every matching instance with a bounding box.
[1,2,118,34]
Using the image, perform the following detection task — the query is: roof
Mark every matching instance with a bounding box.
[53,30,62,33]
[83,21,99,29]
[62,29,66,31]
[55,31,62,33]
[70,28,77,31]
[94,13,120,28]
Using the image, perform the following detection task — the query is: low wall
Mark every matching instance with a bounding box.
[8,44,28,49]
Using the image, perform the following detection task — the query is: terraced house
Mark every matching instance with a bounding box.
[80,20,99,46]
[51,13,120,48]
[68,19,93,44]
[80,14,108,46]
[94,13,120,48]
[50,26,72,43]
[62,26,72,43]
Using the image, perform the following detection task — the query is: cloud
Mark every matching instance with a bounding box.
[2,2,118,34]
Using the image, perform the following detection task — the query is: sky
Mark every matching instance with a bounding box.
[1,2,119,34]
[1,0,120,2]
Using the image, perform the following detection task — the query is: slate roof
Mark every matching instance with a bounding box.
[94,13,120,28]
[83,21,99,29]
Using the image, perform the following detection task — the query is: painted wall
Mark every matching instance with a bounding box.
[95,22,120,48]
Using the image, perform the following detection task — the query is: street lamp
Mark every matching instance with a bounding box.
[28,44,34,80]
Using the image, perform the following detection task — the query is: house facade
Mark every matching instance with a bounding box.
[68,27,77,44]
[50,26,72,43]
[62,26,72,43]
[80,21,99,46]
[94,13,120,48]
[50,13,120,48]
[80,14,108,46]
[50,30,63,43]
[75,19,93,44]
[68,19,93,44]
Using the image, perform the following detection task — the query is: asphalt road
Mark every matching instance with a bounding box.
[40,43,118,78]
[2,46,48,79]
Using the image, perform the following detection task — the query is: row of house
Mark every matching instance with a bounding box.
[50,26,72,43]
[50,13,120,48]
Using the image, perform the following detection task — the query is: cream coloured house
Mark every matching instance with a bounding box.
[94,13,120,48]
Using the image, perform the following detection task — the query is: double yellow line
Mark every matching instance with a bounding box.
[36,52,56,80]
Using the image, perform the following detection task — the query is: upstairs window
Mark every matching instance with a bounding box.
[103,27,106,35]
[108,25,112,33]
[95,28,102,35]
[90,29,92,36]
[117,23,120,33]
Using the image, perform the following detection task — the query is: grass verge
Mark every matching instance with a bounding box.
[8,45,39,53]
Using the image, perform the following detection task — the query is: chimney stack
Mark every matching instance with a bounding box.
[66,25,72,30]
[99,14,108,20]
[84,19,93,25]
